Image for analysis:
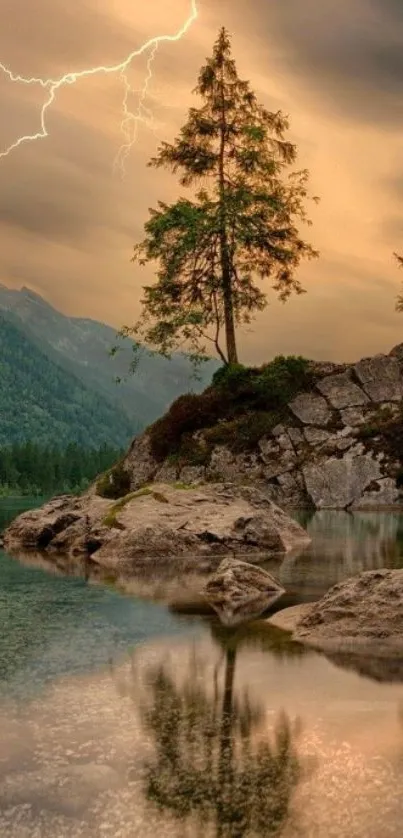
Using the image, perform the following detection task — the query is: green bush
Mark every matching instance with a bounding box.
[148,355,312,462]
[213,356,312,410]
[254,356,312,409]
[212,363,259,391]
[96,460,131,499]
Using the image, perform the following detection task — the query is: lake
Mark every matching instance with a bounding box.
[1,498,403,837]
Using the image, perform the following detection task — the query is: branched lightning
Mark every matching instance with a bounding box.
[113,41,159,178]
[0,0,198,171]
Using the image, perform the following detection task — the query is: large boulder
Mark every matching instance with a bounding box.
[4,483,311,575]
[283,570,403,655]
[354,354,403,402]
[302,451,383,509]
[4,494,110,554]
[205,558,285,626]
[316,371,369,409]
[288,392,332,425]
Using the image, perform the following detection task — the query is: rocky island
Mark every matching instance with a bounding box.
[98,345,403,511]
[4,345,403,647]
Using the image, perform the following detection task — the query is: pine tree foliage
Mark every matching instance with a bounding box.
[129,28,319,365]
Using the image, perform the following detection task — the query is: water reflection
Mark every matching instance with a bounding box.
[279,510,403,598]
[1,623,403,837]
[136,636,304,837]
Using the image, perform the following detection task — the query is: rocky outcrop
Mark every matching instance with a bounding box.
[205,558,285,626]
[113,345,403,510]
[7,347,403,553]
[4,484,311,573]
[270,569,403,656]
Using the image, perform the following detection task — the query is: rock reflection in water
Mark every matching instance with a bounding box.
[280,510,403,597]
[135,633,304,838]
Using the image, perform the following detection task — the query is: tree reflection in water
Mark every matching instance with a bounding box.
[138,628,304,838]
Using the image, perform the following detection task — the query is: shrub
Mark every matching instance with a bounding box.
[212,363,259,391]
[149,391,222,460]
[213,356,312,410]
[148,355,312,462]
[96,460,131,499]
[254,356,312,409]
[205,412,280,453]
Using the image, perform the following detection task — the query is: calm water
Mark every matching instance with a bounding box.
[1,498,403,837]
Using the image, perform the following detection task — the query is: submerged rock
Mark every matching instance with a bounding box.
[205,558,285,627]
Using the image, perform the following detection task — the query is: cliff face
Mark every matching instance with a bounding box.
[106,345,403,510]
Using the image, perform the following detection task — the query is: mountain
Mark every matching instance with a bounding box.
[0,285,218,447]
[0,314,135,447]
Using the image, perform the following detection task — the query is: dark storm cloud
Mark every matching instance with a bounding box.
[0,0,402,361]
[259,0,403,125]
[0,115,120,244]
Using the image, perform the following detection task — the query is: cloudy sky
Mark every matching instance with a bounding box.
[1,0,403,363]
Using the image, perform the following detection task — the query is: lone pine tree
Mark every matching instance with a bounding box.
[129,27,319,366]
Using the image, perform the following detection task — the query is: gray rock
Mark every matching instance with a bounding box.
[322,430,355,454]
[259,439,297,479]
[316,371,369,409]
[288,392,332,426]
[205,558,285,626]
[270,471,309,507]
[207,446,263,483]
[389,342,403,363]
[3,494,109,553]
[350,478,400,509]
[304,427,331,445]
[340,407,366,426]
[154,462,179,483]
[125,434,159,489]
[271,424,286,437]
[293,569,403,653]
[354,354,403,402]
[277,433,294,452]
[258,438,280,463]
[179,465,206,484]
[302,452,383,509]
[308,360,348,377]
[287,426,304,446]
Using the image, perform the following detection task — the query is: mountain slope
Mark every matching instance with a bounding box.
[0,314,136,447]
[0,285,218,429]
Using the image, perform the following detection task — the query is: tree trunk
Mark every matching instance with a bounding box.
[218,58,238,366]
[217,646,237,837]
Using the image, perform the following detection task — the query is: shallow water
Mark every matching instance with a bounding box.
[1,499,403,837]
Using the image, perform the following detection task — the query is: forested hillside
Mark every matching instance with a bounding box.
[0,315,137,447]
[0,285,218,430]
[0,441,121,495]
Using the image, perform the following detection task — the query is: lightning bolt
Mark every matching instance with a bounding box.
[113,42,159,179]
[0,0,198,172]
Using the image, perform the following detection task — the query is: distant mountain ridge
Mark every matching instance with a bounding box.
[0,285,218,446]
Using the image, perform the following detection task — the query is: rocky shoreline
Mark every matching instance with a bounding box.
[3,483,311,573]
